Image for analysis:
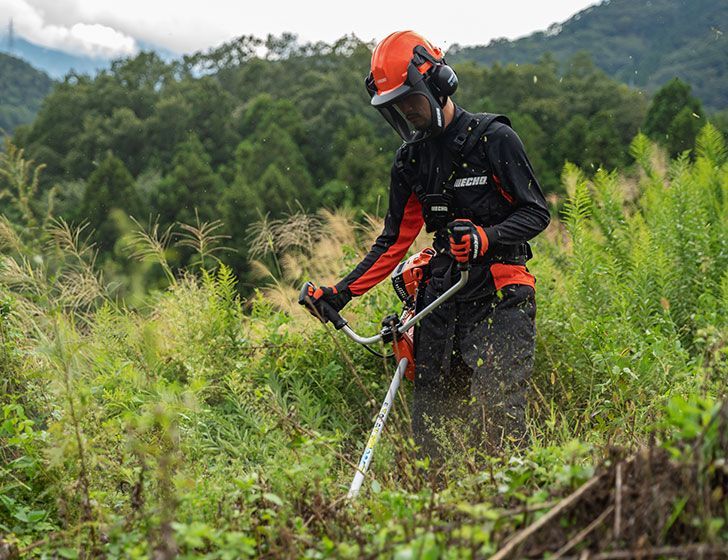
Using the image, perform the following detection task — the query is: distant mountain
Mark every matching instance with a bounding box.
[0,52,53,133]
[0,36,109,78]
[448,0,728,110]
[0,34,179,79]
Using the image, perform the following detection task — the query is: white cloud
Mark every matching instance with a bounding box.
[0,0,137,58]
[0,0,599,58]
[65,22,135,57]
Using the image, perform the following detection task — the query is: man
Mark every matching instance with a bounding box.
[307,31,550,458]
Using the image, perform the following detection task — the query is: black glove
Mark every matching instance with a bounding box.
[299,284,351,328]
[310,285,352,312]
[299,282,350,328]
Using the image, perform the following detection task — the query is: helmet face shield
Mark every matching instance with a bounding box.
[375,91,443,144]
[367,65,445,144]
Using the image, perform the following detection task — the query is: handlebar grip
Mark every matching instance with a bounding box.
[298,282,348,330]
[450,224,471,243]
[449,225,473,271]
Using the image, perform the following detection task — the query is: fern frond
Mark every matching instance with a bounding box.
[696,122,727,166]
[561,165,592,240]
[629,132,653,175]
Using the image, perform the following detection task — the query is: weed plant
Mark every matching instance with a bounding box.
[0,126,726,557]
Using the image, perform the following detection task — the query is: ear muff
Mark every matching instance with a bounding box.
[411,45,458,100]
[429,65,458,98]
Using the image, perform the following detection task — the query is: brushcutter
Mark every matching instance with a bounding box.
[298,225,471,500]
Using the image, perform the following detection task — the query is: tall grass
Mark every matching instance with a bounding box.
[531,124,727,444]
[0,126,726,557]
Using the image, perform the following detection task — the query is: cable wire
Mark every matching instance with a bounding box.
[362,344,394,359]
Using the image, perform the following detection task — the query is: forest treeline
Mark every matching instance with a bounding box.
[4,34,721,290]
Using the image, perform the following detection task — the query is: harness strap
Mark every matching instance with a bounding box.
[395,144,426,199]
[442,113,510,201]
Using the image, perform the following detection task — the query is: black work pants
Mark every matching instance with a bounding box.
[412,283,536,460]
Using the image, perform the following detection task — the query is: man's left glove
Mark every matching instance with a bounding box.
[448,219,489,263]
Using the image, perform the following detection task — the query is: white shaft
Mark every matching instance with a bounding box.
[347,357,407,499]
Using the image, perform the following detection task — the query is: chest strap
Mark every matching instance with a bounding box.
[451,113,509,163]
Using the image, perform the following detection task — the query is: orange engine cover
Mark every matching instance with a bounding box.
[391,248,435,304]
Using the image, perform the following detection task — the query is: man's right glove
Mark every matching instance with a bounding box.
[310,285,351,312]
[301,284,352,321]
[448,219,489,263]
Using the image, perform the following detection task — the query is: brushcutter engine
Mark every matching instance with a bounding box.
[389,248,436,381]
[390,248,435,305]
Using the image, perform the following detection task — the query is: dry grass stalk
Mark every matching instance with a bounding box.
[0,140,46,229]
[552,505,615,559]
[126,216,176,285]
[0,216,24,254]
[491,473,605,560]
[176,210,233,265]
[57,270,105,311]
[0,256,44,296]
[46,219,97,268]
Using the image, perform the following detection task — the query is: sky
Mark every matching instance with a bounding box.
[0,0,600,59]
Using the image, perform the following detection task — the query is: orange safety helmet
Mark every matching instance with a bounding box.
[365,31,458,143]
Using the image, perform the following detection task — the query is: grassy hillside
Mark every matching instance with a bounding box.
[1,125,726,557]
[449,0,728,110]
[0,53,53,134]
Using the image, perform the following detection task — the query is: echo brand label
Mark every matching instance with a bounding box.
[453,175,488,188]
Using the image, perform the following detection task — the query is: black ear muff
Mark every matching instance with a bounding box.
[411,45,458,98]
[429,64,458,98]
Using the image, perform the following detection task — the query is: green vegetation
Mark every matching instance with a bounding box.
[10,34,719,296]
[1,119,727,557]
[5,35,677,288]
[644,78,705,157]
[449,0,728,111]
[2,29,727,557]
[0,53,54,134]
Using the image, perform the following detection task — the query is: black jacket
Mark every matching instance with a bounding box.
[336,106,550,299]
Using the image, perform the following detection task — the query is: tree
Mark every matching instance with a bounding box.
[583,110,624,170]
[81,153,140,253]
[232,123,313,212]
[217,176,261,274]
[644,78,704,157]
[152,133,224,228]
[335,137,389,212]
